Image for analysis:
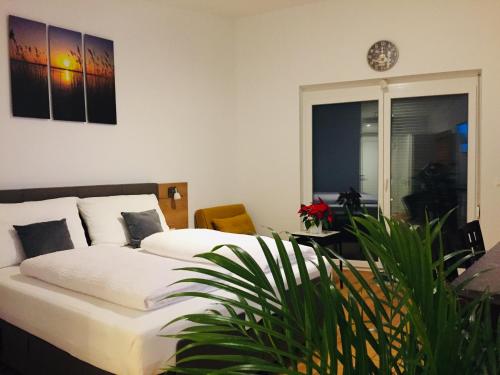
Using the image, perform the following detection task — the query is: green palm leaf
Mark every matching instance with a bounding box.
[163,213,499,374]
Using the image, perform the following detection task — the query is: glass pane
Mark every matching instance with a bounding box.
[390,94,468,247]
[312,100,378,260]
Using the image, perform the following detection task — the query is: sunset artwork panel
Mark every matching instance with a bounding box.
[49,26,86,122]
[8,15,50,119]
[84,34,117,124]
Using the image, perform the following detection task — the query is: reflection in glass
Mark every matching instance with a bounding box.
[312,101,378,260]
[390,94,468,248]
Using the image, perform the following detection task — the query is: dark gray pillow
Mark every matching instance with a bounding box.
[121,209,164,248]
[14,219,75,259]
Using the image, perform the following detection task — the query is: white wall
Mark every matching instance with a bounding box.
[3,0,500,244]
[0,0,237,226]
[235,0,500,247]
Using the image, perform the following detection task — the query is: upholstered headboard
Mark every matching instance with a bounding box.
[0,183,158,203]
[0,182,188,243]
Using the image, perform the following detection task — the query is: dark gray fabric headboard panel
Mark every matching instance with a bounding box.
[0,183,159,245]
[0,183,159,204]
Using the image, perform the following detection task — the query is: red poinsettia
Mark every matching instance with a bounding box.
[298,197,333,230]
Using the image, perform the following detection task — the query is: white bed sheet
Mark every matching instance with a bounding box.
[0,259,322,374]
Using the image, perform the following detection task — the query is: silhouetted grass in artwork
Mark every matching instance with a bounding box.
[49,26,86,122]
[50,67,85,122]
[8,16,50,119]
[10,60,49,118]
[86,74,116,124]
[84,35,117,124]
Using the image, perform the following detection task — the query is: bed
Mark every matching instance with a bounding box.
[0,183,323,374]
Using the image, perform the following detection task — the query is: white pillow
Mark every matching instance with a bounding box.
[0,197,88,268]
[77,194,169,246]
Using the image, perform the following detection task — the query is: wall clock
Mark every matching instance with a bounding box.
[367,40,399,72]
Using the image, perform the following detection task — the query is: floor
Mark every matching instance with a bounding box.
[297,270,382,374]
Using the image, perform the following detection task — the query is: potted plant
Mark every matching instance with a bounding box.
[336,186,361,212]
[298,197,333,233]
[163,213,499,374]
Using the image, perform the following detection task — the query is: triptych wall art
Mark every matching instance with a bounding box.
[8,15,117,125]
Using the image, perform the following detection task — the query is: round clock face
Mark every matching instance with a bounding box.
[367,40,399,72]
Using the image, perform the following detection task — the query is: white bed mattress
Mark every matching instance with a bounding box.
[0,259,322,374]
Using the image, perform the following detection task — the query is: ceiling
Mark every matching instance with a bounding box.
[163,0,325,18]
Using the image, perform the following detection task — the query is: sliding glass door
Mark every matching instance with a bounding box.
[312,101,379,202]
[382,77,479,228]
[302,74,479,262]
[311,100,379,260]
[302,86,383,261]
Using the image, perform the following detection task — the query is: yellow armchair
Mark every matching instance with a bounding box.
[194,204,256,235]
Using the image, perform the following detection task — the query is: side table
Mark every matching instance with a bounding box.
[291,230,343,288]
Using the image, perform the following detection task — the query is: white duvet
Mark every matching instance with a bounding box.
[19,245,216,311]
[141,229,317,271]
[19,231,317,313]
